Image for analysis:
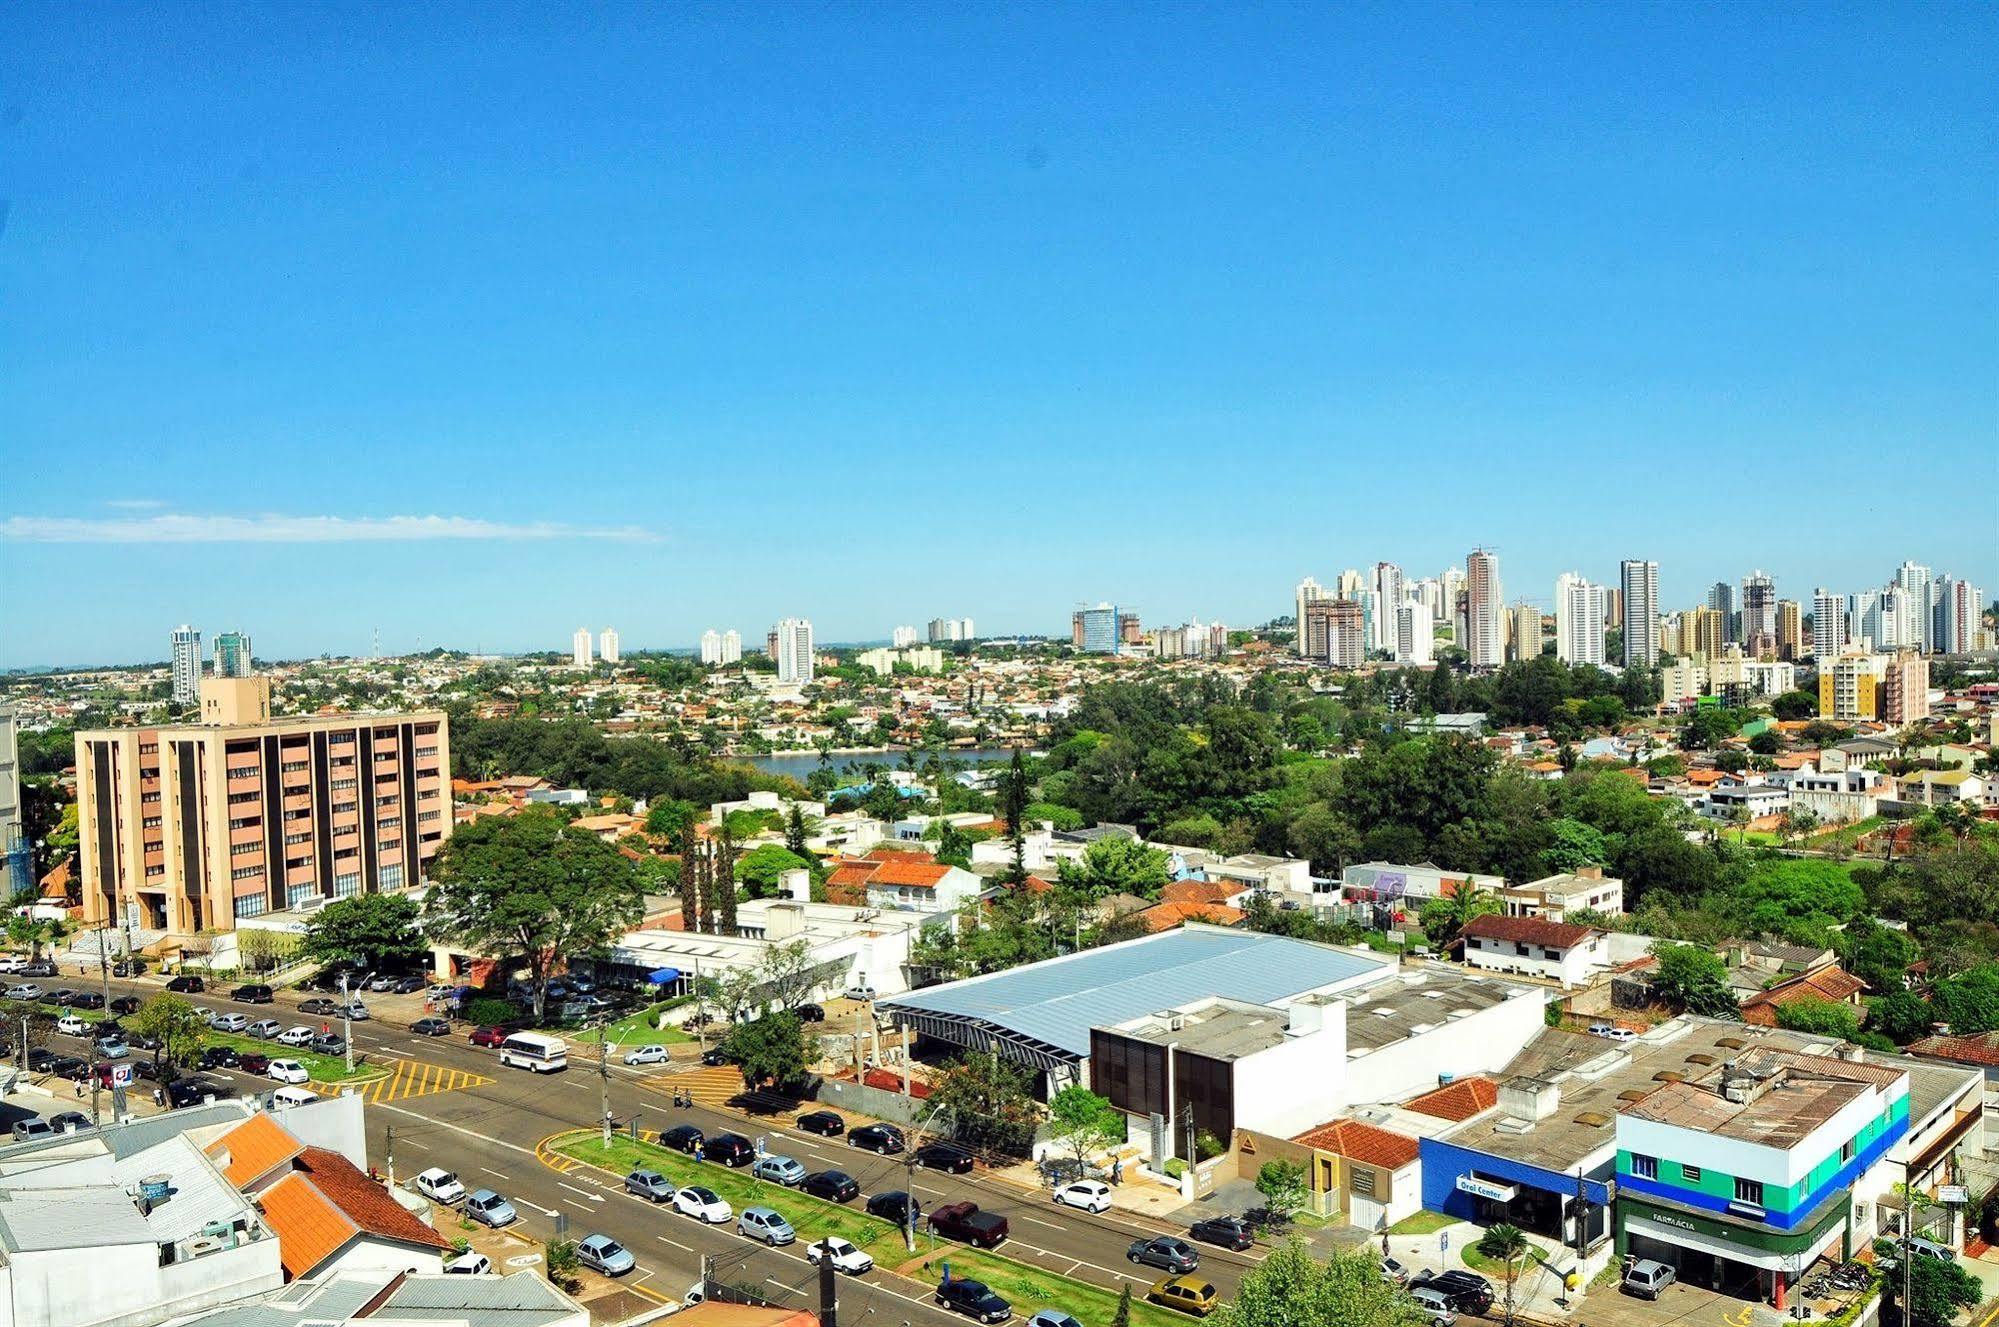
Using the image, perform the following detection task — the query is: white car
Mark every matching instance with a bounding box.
[0,957,25,974]
[623,1044,671,1066]
[843,983,877,1002]
[414,1167,467,1205]
[56,1014,90,1037]
[267,1059,310,1084]
[275,1026,316,1047]
[4,984,42,1001]
[806,1236,874,1275]
[211,1012,249,1033]
[444,1251,492,1275]
[672,1185,733,1224]
[1053,1179,1112,1213]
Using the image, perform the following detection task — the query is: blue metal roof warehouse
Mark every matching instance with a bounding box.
[878,923,1392,1088]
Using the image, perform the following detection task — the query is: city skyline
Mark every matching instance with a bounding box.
[5,6,1994,667]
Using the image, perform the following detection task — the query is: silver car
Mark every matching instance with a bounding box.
[751,1155,807,1186]
[736,1206,795,1246]
[577,1233,635,1276]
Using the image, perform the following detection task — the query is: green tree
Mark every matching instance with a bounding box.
[1771,691,1818,721]
[1288,806,1361,874]
[1651,943,1740,1017]
[1774,995,1862,1041]
[1419,884,1501,950]
[423,811,645,1019]
[1867,991,1934,1044]
[721,1010,813,1091]
[928,1050,1040,1155]
[1927,965,1999,1034]
[1254,1159,1307,1220]
[784,804,810,857]
[236,928,299,976]
[643,798,700,849]
[1047,1085,1124,1166]
[1748,729,1783,756]
[301,893,427,972]
[1539,818,1608,873]
[1055,838,1172,902]
[1110,1284,1133,1327]
[1476,1223,1531,1327]
[1211,1242,1425,1327]
[999,749,1033,886]
[129,993,208,1085]
[735,844,810,898]
[1878,1237,1982,1327]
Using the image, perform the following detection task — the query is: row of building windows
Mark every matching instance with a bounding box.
[1630,1154,1764,1206]
[139,742,159,755]
[142,816,162,830]
[228,791,258,805]
[142,791,161,804]
[227,765,259,780]
[285,831,311,846]
[230,841,260,857]
[230,866,264,882]
[229,815,260,830]
[234,894,267,919]
[419,810,442,824]
[331,778,357,790]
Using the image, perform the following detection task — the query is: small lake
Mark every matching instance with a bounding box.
[738,747,1025,781]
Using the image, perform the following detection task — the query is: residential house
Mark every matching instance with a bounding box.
[1500,868,1624,921]
[1737,965,1868,1028]
[1459,914,1610,989]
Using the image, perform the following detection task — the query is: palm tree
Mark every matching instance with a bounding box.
[1430,884,1500,952]
[1475,1222,1531,1327]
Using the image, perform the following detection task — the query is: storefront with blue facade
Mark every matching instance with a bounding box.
[1420,1137,1614,1249]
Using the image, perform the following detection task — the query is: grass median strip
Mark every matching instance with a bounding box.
[553,1132,1186,1327]
[199,1029,387,1084]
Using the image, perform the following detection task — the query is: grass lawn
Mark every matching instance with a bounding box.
[1388,1210,1459,1236]
[201,1030,386,1084]
[555,1133,1182,1327]
[895,1247,1184,1327]
[564,1008,693,1047]
[1460,1242,1548,1275]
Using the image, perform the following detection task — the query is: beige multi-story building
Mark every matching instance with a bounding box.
[1688,606,1726,661]
[1882,650,1930,726]
[74,678,451,938]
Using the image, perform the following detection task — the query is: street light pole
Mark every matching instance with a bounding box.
[599,1019,613,1145]
[339,973,355,1073]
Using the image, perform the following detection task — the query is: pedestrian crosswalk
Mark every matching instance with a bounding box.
[359,1057,494,1103]
[638,1064,741,1107]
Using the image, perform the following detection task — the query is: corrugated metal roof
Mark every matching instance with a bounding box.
[0,1186,155,1252]
[112,1136,257,1242]
[880,925,1389,1058]
[380,1270,582,1321]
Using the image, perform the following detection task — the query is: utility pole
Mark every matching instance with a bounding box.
[92,927,113,1126]
[386,1123,396,1186]
[339,973,355,1073]
[599,1021,612,1144]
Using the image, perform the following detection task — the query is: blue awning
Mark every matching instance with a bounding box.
[647,968,683,985]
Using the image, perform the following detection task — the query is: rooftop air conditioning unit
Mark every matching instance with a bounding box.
[181,1236,225,1259]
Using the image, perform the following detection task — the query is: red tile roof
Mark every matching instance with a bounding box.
[1160,880,1241,908]
[258,1172,356,1279]
[1291,1118,1421,1169]
[870,860,952,889]
[1741,965,1870,1013]
[204,1112,305,1189]
[1135,901,1247,933]
[1462,914,1599,949]
[292,1147,451,1254]
[1404,1076,1499,1122]
[1909,1032,1999,1068]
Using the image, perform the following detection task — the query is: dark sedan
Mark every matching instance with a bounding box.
[200,1046,241,1070]
[1189,1215,1255,1251]
[410,1018,452,1037]
[110,996,142,1016]
[799,1170,860,1203]
[795,1002,825,1023]
[1128,1236,1201,1274]
[167,1077,226,1108]
[298,997,339,1016]
[164,975,205,993]
[848,1124,904,1154]
[69,992,106,1010]
[865,1190,920,1227]
[704,1133,755,1167]
[656,1125,705,1154]
[239,1051,271,1075]
[914,1142,975,1174]
[796,1110,845,1137]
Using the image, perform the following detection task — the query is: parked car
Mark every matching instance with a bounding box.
[276,1026,315,1047]
[1413,1270,1493,1313]
[211,1012,249,1033]
[796,1109,845,1137]
[167,1077,224,1108]
[1380,1255,1412,1286]
[1148,1275,1220,1318]
[127,1031,161,1051]
[25,1048,54,1071]
[843,983,877,1002]
[465,1189,517,1227]
[94,1036,129,1060]
[16,960,55,978]
[2,984,41,1002]
[867,1190,920,1227]
[469,1025,512,1048]
[410,1018,451,1037]
[231,984,274,1004]
[1190,1215,1254,1251]
[576,1234,635,1276]
[200,1046,241,1070]
[299,997,338,1015]
[444,1252,493,1275]
[751,1155,807,1186]
[247,1019,283,1039]
[392,975,426,994]
[800,1169,860,1203]
[795,1002,825,1023]
[807,1236,873,1275]
[309,1034,346,1057]
[736,1206,796,1246]
[848,1123,904,1154]
[623,1169,673,1202]
[366,973,402,992]
[623,1044,671,1065]
[55,1014,90,1037]
[1410,1286,1459,1327]
[111,959,143,977]
[935,1277,1011,1323]
[334,1001,370,1021]
[10,1118,54,1142]
[914,1142,975,1174]
[1054,1180,1111,1213]
[672,1185,732,1223]
[110,996,142,1015]
[51,1055,90,1081]
[47,1110,93,1133]
[1622,1260,1676,1300]
[49,988,80,1007]
[657,1125,704,1154]
[705,1133,755,1167]
[70,992,105,1010]
[1027,1314,1085,1327]
[415,1167,468,1204]
[239,1051,270,1075]
[165,975,205,993]
[699,1047,732,1067]
[1589,1022,1637,1043]
[1129,1237,1200,1273]
[928,1202,1009,1249]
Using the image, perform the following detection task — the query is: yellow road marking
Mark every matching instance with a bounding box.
[629,1284,675,1305]
[363,1057,492,1103]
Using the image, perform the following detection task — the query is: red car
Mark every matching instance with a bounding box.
[469,1026,511,1048]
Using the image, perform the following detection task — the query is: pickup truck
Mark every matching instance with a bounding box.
[927,1201,1009,1248]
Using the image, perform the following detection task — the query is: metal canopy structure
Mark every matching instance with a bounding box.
[878,924,1390,1082]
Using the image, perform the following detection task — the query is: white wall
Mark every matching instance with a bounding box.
[4,1238,282,1327]
[1230,1001,1349,1139]
[324,1235,446,1278]
[1617,1078,1903,1190]
[1463,934,1610,989]
[1342,987,1548,1108]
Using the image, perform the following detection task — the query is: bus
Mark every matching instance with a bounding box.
[498,1031,569,1073]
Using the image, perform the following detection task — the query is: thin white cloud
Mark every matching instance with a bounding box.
[0,512,659,544]
[104,498,168,509]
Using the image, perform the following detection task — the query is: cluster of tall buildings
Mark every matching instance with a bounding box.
[698,627,744,665]
[926,617,975,643]
[1293,550,1507,669]
[570,626,618,668]
[169,625,256,704]
[1072,602,1140,654]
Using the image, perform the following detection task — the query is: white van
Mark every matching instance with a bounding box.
[270,1085,317,1109]
[499,1032,569,1073]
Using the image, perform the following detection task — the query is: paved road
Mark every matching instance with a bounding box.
[61,974,1266,1322]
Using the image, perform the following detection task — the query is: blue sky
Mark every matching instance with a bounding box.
[3,3,1994,666]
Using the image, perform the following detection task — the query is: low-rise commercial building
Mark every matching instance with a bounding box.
[1459,914,1610,989]
[1500,869,1624,921]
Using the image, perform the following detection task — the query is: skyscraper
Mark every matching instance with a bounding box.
[213,631,253,679]
[1336,569,1365,598]
[599,628,620,665]
[1466,549,1503,668]
[1294,577,1326,658]
[1894,561,1933,652]
[1619,560,1659,667]
[1708,582,1738,644]
[1938,579,1982,655]
[1077,603,1120,654]
[572,627,593,669]
[1555,574,1608,666]
[1395,600,1433,665]
[720,629,741,664]
[1509,604,1542,663]
[170,625,203,704]
[1812,588,1844,661]
[1303,599,1365,668]
[1371,563,1404,653]
[774,618,815,684]
[892,626,919,648]
[1689,607,1725,660]
[1774,601,1802,661]
[1741,571,1777,654]
[699,630,723,664]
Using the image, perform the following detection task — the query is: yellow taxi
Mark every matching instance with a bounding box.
[1148,1275,1219,1317]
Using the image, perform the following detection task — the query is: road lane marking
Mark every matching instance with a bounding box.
[558,1182,603,1202]
[655,1233,695,1253]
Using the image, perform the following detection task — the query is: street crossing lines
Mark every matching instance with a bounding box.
[359,1057,495,1104]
